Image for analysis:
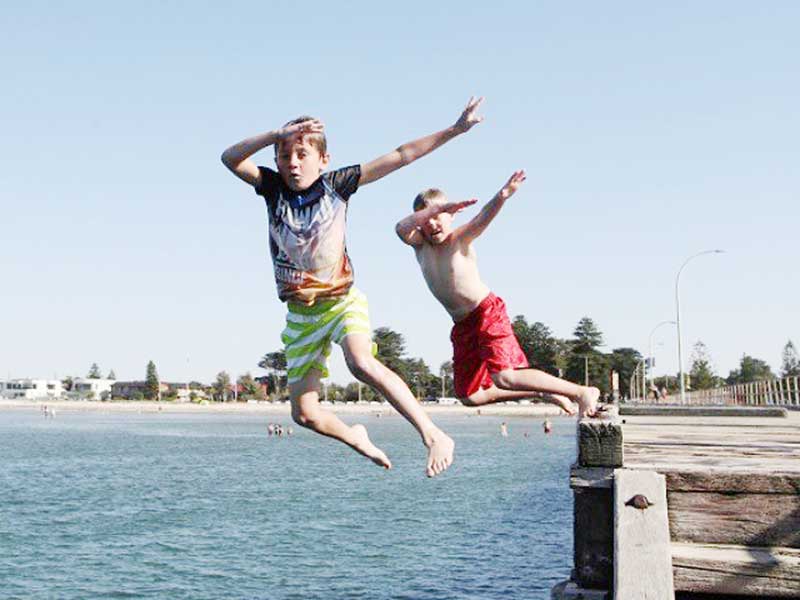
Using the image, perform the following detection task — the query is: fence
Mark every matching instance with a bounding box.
[629,375,800,407]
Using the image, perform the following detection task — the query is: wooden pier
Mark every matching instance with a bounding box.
[552,406,800,599]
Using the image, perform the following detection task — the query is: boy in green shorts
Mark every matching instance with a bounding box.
[221,97,484,477]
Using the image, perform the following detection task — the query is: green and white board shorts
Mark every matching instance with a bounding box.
[282,287,373,384]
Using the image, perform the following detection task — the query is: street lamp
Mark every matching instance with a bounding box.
[676,249,724,404]
[648,320,677,395]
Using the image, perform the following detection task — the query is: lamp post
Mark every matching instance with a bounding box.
[648,320,677,395]
[676,250,724,404]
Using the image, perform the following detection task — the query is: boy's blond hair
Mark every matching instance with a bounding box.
[413,188,446,212]
[276,115,327,156]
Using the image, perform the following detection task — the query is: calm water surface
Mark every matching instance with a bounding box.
[1,410,576,599]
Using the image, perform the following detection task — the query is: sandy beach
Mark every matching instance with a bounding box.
[0,398,568,417]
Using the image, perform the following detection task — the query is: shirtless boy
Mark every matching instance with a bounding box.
[221,98,486,477]
[395,170,600,416]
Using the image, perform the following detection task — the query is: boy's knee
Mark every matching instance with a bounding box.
[460,396,478,407]
[345,354,379,383]
[291,404,319,428]
[490,370,515,389]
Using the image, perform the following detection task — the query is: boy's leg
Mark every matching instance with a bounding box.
[463,386,576,415]
[290,367,391,469]
[340,333,454,477]
[490,368,600,417]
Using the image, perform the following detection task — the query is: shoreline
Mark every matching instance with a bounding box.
[0,399,568,417]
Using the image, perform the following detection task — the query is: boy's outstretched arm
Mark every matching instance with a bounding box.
[359,97,484,187]
[454,170,526,242]
[220,119,324,186]
[395,199,477,246]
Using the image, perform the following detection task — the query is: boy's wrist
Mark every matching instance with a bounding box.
[449,123,466,136]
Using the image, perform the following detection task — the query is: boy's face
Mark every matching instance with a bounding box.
[420,198,453,245]
[275,134,329,192]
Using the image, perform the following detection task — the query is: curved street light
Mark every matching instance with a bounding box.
[676,249,724,404]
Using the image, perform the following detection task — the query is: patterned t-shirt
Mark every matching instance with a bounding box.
[254,165,361,305]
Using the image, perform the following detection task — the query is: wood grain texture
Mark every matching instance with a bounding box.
[614,469,674,600]
[671,543,800,597]
[579,419,623,467]
[668,492,800,547]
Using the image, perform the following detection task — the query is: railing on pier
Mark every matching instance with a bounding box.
[629,375,800,407]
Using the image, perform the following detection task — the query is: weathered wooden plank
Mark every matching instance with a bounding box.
[620,405,788,417]
[668,491,800,547]
[671,543,800,597]
[572,464,800,493]
[574,486,613,589]
[663,470,800,494]
[578,418,623,467]
[551,580,609,599]
[614,469,674,599]
[571,465,614,489]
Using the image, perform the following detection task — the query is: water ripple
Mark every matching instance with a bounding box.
[0,412,574,599]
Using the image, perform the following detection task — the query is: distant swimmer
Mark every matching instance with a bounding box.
[500,422,509,437]
[267,423,275,436]
[543,419,552,434]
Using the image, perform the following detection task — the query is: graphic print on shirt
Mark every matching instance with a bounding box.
[256,166,360,304]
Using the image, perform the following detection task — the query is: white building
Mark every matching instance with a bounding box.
[0,378,64,400]
[71,378,115,400]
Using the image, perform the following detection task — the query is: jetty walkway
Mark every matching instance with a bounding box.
[553,405,800,599]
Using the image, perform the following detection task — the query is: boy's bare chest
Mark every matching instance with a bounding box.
[416,241,477,281]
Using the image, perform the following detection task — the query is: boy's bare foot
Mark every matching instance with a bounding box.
[350,424,392,470]
[425,429,455,477]
[577,386,600,417]
[542,393,577,416]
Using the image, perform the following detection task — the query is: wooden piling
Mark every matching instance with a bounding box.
[553,409,800,599]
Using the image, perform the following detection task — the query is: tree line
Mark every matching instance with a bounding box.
[65,320,799,402]
[255,316,799,402]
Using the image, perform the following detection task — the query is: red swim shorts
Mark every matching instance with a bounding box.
[451,293,529,398]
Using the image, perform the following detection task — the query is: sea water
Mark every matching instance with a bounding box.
[0,411,575,599]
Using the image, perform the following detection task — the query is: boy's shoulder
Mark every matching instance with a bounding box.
[255,165,362,200]
[255,165,364,220]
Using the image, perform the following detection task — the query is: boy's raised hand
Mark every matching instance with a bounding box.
[454,96,485,133]
[498,170,527,200]
[278,118,325,140]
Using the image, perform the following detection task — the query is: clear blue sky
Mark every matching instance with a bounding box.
[3,2,798,385]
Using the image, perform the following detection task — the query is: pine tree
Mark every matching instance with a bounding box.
[572,317,604,354]
[781,340,800,378]
[689,341,717,390]
[87,363,102,379]
[107,369,116,380]
[145,361,160,400]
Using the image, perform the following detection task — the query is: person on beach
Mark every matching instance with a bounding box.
[395,171,600,416]
[221,98,486,477]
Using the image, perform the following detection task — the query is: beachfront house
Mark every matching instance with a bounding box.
[71,377,115,401]
[0,378,64,400]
